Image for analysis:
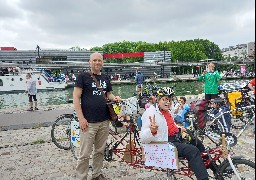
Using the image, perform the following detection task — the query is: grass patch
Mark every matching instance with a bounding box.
[32,139,45,144]
[32,123,42,129]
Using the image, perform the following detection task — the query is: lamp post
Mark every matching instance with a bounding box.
[105,47,109,63]
[36,45,41,64]
[161,46,166,78]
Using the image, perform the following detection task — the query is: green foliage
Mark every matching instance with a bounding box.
[32,139,45,144]
[90,39,223,63]
[32,123,41,129]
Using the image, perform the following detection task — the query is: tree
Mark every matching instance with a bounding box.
[89,39,223,63]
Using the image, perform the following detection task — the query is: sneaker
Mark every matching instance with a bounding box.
[34,107,39,110]
[27,107,33,111]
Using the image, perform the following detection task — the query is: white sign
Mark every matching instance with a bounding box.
[71,120,80,147]
[142,143,179,169]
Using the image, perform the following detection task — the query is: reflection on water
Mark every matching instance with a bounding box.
[0,79,249,110]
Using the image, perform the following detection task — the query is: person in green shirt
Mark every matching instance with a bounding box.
[198,63,221,100]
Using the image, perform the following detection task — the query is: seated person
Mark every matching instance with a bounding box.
[145,96,156,109]
[210,98,231,131]
[172,97,190,127]
[140,89,209,180]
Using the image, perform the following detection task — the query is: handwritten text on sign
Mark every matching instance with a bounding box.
[143,143,179,169]
[71,120,80,147]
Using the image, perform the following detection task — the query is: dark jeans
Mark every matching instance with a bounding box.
[205,94,218,101]
[168,135,209,180]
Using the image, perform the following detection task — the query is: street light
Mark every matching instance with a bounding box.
[161,46,166,78]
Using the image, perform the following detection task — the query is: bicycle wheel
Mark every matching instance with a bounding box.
[220,159,255,179]
[205,121,237,147]
[232,117,247,129]
[51,114,72,150]
[70,142,80,160]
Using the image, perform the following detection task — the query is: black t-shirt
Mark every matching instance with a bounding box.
[75,72,113,123]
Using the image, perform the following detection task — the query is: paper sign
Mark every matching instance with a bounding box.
[142,143,179,169]
[71,120,80,147]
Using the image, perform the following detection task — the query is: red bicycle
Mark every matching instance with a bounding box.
[105,116,255,179]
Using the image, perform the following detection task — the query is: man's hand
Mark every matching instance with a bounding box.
[113,96,122,102]
[149,114,158,133]
[79,118,89,132]
[203,70,207,75]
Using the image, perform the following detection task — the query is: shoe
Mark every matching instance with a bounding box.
[27,107,33,111]
[34,107,39,110]
[91,174,109,180]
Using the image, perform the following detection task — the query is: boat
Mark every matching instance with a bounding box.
[0,69,67,93]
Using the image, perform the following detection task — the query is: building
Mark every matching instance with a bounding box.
[0,47,100,64]
[247,42,255,57]
[144,51,171,63]
[221,42,255,59]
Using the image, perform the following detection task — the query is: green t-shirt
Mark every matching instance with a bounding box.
[198,71,221,94]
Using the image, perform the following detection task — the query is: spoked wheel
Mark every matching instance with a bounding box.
[220,159,255,179]
[232,116,247,129]
[70,142,80,160]
[51,114,72,150]
[204,121,237,147]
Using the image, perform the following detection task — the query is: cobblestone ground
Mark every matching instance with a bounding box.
[0,123,255,180]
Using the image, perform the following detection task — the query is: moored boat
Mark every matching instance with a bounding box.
[0,69,67,93]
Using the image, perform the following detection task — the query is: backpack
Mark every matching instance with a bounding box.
[190,99,209,129]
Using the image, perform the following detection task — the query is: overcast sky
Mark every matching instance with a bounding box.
[0,0,255,50]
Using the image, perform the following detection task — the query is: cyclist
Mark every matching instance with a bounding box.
[140,88,210,180]
[73,52,121,180]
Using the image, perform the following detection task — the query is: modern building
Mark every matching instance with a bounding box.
[144,51,171,63]
[0,47,100,64]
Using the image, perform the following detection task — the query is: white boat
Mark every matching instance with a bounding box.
[0,70,67,92]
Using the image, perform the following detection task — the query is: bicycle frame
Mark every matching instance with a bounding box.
[207,108,231,133]
[105,118,143,166]
[233,105,255,138]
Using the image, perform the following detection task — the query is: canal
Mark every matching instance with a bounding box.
[0,79,249,110]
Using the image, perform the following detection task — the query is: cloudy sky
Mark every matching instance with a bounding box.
[0,0,255,50]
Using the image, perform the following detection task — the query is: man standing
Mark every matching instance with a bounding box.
[135,70,144,95]
[25,73,38,111]
[198,63,221,100]
[73,52,121,180]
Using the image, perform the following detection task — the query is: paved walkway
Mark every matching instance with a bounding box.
[0,105,73,130]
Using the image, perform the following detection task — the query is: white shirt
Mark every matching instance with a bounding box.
[174,104,183,117]
[27,78,37,95]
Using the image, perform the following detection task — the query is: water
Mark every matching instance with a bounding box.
[0,79,249,110]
